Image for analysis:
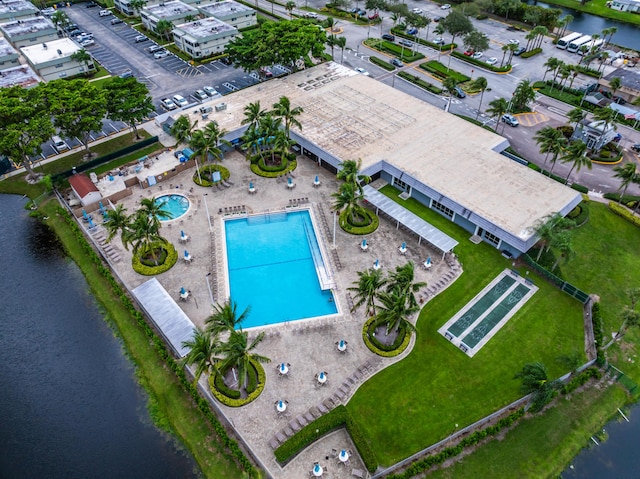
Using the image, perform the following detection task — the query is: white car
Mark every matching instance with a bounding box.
[434,37,445,45]
[173,95,188,107]
[472,52,483,59]
[80,39,95,47]
[194,89,208,101]
[303,12,318,18]
[441,4,451,9]
[99,9,112,16]
[411,7,423,14]
[508,39,520,45]
[161,98,177,110]
[203,86,221,97]
[486,57,498,65]
[354,67,370,76]
[154,49,169,59]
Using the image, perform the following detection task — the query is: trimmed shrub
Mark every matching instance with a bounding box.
[208,359,266,407]
[561,367,602,394]
[250,156,298,178]
[608,201,640,228]
[520,47,542,58]
[419,60,470,82]
[398,72,443,94]
[571,183,589,194]
[567,202,589,225]
[213,371,242,399]
[370,56,395,71]
[132,241,177,275]
[193,164,230,187]
[362,316,411,357]
[339,207,379,235]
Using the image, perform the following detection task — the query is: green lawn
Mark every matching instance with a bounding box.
[347,185,585,466]
[543,0,640,27]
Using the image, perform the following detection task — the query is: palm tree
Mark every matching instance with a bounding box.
[546,133,567,178]
[592,107,618,143]
[206,299,250,335]
[598,51,610,73]
[612,307,640,342]
[216,329,270,390]
[70,49,93,75]
[561,140,590,184]
[191,121,231,165]
[533,126,565,171]
[272,130,293,166]
[241,101,267,134]
[514,362,558,412]
[499,44,509,68]
[442,77,457,113]
[285,0,296,17]
[348,268,387,316]
[473,77,488,121]
[51,11,70,34]
[608,77,622,99]
[613,162,637,203]
[566,107,585,130]
[129,0,146,15]
[531,212,575,262]
[104,203,130,241]
[181,329,220,384]
[271,96,303,139]
[550,230,573,272]
[155,19,173,42]
[332,182,359,224]
[376,289,419,334]
[335,36,347,64]
[542,58,559,82]
[602,26,617,47]
[487,98,508,132]
[385,261,426,309]
[139,196,171,231]
[326,34,338,59]
[123,210,164,265]
[524,30,536,52]
[337,158,370,196]
[170,115,198,145]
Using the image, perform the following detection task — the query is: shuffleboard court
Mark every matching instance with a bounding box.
[439,269,538,357]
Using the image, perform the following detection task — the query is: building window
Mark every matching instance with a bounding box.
[55,63,63,68]
[432,200,454,219]
[393,177,408,191]
[59,72,67,77]
[483,231,500,246]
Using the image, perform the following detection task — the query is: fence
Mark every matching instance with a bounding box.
[521,254,589,304]
[607,364,638,395]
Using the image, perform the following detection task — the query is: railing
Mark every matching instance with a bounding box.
[302,214,335,291]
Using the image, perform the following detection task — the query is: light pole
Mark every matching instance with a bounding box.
[333,211,337,247]
[203,193,212,232]
[205,273,214,308]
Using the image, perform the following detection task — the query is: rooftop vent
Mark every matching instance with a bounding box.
[57,48,62,55]
[42,42,47,49]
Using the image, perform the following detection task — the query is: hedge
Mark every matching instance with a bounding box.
[369,56,395,71]
[274,405,378,472]
[249,156,298,178]
[193,164,230,187]
[132,241,178,275]
[55,206,259,477]
[365,38,425,62]
[451,52,511,73]
[339,207,379,235]
[571,183,589,193]
[419,60,470,83]
[362,316,412,357]
[567,201,590,226]
[520,47,542,59]
[591,301,605,363]
[397,72,443,94]
[573,64,601,78]
[208,359,266,407]
[608,201,640,228]
[561,367,602,395]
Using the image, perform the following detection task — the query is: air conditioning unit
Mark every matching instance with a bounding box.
[214,102,226,111]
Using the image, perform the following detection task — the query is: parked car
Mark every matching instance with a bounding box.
[433,16,442,22]
[119,69,133,78]
[453,86,466,98]
[69,29,85,37]
[368,13,379,20]
[613,96,627,105]
[135,35,148,43]
[486,57,498,65]
[501,114,519,127]
[357,9,367,16]
[303,11,317,18]
[161,98,177,110]
[85,1,98,7]
[406,27,418,35]
[399,39,414,47]
[508,39,519,45]
[472,52,483,60]
[513,47,526,56]
[354,67,370,76]
[631,143,640,152]
[41,7,55,15]
[390,58,403,67]
[349,7,358,13]
[52,135,70,153]
[79,39,95,47]
[463,49,474,56]
[148,44,163,54]
[203,86,220,97]
[382,33,395,41]
[154,49,169,59]
[434,37,445,45]
[411,7,423,14]
[110,17,123,25]
[173,94,188,107]
[441,3,451,9]
[99,9,112,16]
[194,89,208,101]
[260,67,273,78]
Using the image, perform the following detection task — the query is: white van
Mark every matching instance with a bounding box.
[52,136,70,153]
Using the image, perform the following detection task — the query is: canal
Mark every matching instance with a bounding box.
[0,194,200,478]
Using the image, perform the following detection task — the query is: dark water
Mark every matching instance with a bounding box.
[0,194,200,478]
[562,403,640,478]
[530,1,640,51]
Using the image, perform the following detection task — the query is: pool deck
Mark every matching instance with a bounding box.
[84,144,462,479]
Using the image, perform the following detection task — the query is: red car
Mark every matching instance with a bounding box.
[368,12,379,20]
[463,50,474,56]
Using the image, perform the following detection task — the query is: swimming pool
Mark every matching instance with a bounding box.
[224,210,337,328]
[154,194,190,221]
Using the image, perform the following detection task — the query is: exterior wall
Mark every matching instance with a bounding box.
[172,29,237,58]
[610,0,640,11]
[0,54,19,69]
[114,0,136,16]
[31,57,93,81]
[5,30,58,48]
[202,10,255,29]
[0,9,37,22]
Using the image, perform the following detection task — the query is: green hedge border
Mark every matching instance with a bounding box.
[338,207,379,235]
[274,405,378,472]
[362,316,411,357]
[370,56,395,71]
[193,164,231,187]
[450,52,511,73]
[55,206,259,477]
[608,201,640,228]
[398,71,443,94]
[249,156,298,178]
[208,359,266,407]
[567,202,590,226]
[520,47,542,59]
[419,60,470,83]
[132,241,177,275]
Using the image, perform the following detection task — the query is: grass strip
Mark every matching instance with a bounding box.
[39,200,247,478]
[542,0,640,26]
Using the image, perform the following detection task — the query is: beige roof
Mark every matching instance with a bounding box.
[188,62,580,240]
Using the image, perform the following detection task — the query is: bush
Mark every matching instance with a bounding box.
[370,56,395,71]
[451,52,511,73]
[362,316,411,357]
[208,359,266,407]
[571,183,589,194]
[567,202,589,225]
[132,241,177,275]
[339,207,379,234]
[557,125,574,138]
[573,64,601,78]
[193,164,230,187]
[419,60,470,82]
[608,201,640,228]
[520,47,542,59]
[476,13,488,19]
[398,72,443,94]
[591,301,605,361]
[561,367,602,394]
[250,156,297,178]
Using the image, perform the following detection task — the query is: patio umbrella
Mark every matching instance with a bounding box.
[82,209,88,220]
[319,372,325,381]
[280,363,287,373]
[339,339,345,349]
[426,256,432,265]
[88,217,94,228]
[314,175,319,183]
[184,250,189,258]
[99,201,105,213]
[180,287,186,295]
[249,181,254,189]
[374,259,379,268]
[401,241,406,249]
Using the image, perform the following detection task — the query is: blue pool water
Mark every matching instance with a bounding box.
[225,211,337,328]
[154,194,190,220]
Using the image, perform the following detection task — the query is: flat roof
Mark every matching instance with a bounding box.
[1,16,55,36]
[187,62,579,240]
[603,67,640,93]
[198,0,253,17]
[0,64,40,87]
[0,0,37,15]
[21,37,80,63]
[0,37,17,56]
[143,0,197,19]
[175,17,237,38]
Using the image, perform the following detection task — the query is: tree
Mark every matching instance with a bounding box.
[566,107,585,130]
[129,0,146,15]
[241,101,267,134]
[225,19,326,73]
[104,203,130,242]
[70,49,94,75]
[47,79,108,158]
[608,77,622,99]
[216,329,270,390]
[155,19,173,42]
[139,196,172,231]
[181,329,220,384]
[206,299,250,335]
[337,158,370,196]
[613,162,637,203]
[514,362,558,412]
[542,57,559,82]
[550,230,573,272]
[190,121,231,165]
[51,10,71,34]
[602,26,617,47]
[486,97,508,132]
[524,30,537,52]
[0,85,54,179]
[442,77,458,113]
[555,14,573,40]
[463,30,489,53]
[376,289,419,334]
[272,95,303,140]
[473,76,488,121]
[532,25,548,50]
[440,10,473,46]
[285,1,296,17]
[497,0,520,21]
[533,126,566,171]
[561,140,590,183]
[531,212,575,262]
[122,209,165,265]
[335,35,347,64]
[348,268,387,316]
[332,182,359,224]
[499,44,510,68]
[104,77,155,139]
[385,261,426,310]
[505,42,519,66]
[170,115,198,145]
[592,107,618,143]
[511,79,536,112]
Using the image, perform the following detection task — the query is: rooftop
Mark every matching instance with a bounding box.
[186,62,578,241]
[603,67,640,93]
[0,37,17,56]
[0,16,55,36]
[0,0,37,15]
[198,0,253,17]
[175,16,237,38]
[0,64,39,87]
[21,37,80,64]
[142,0,197,19]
